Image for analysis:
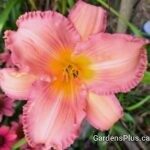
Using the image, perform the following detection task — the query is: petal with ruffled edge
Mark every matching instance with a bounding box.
[23,81,86,149]
[75,33,148,94]
[0,126,9,135]
[0,69,36,100]
[86,92,123,131]
[68,0,107,39]
[4,11,80,74]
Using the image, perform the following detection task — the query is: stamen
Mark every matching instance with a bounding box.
[65,64,79,79]
[72,70,78,78]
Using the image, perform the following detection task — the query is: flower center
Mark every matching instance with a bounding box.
[0,135,5,146]
[64,64,79,79]
[49,51,94,81]
[48,51,94,96]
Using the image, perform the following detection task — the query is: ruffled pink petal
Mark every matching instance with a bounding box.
[68,0,107,39]
[6,133,17,141]
[3,129,17,149]
[86,92,123,130]
[0,69,36,99]
[75,33,148,94]
[4,11,80,74]
[0,126,9,135]
[23,81,86,149]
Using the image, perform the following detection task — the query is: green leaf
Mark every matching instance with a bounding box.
[112,123,129,135]
[67,0,75,8]
[0,0,22,33]
[28,0,37,10]
[12,138,26,150]
[126,95,150,111]
[61,0,67,15]
[142,71,150,84]
[123,113,135,124]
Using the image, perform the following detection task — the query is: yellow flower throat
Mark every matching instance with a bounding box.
[49,51,94,96]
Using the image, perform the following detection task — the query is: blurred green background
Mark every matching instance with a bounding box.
[0,0,150,149]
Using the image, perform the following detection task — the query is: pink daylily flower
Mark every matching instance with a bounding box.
[0,94,14,122]
[0,125,17,149]
[11,116,24,140]
[0,1,148,149]
[11,117,35,150]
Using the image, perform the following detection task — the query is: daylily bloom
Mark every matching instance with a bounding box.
[0,94,14,122]
[0,1,148,149]
[0,125,17,150]
[11,119,35,150]
[11,116,24,140]
[11,117,36,150]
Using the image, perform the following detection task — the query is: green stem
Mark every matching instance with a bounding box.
[61,0,67,15]
[97,0,143,36]
[12,138,26,150]
[28,0,37,10]
[126,96,150,111]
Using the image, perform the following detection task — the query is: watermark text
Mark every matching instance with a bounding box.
[93,135,150,142]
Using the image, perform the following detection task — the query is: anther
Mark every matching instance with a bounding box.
[65,64,79,78]
[72,70,79,78]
